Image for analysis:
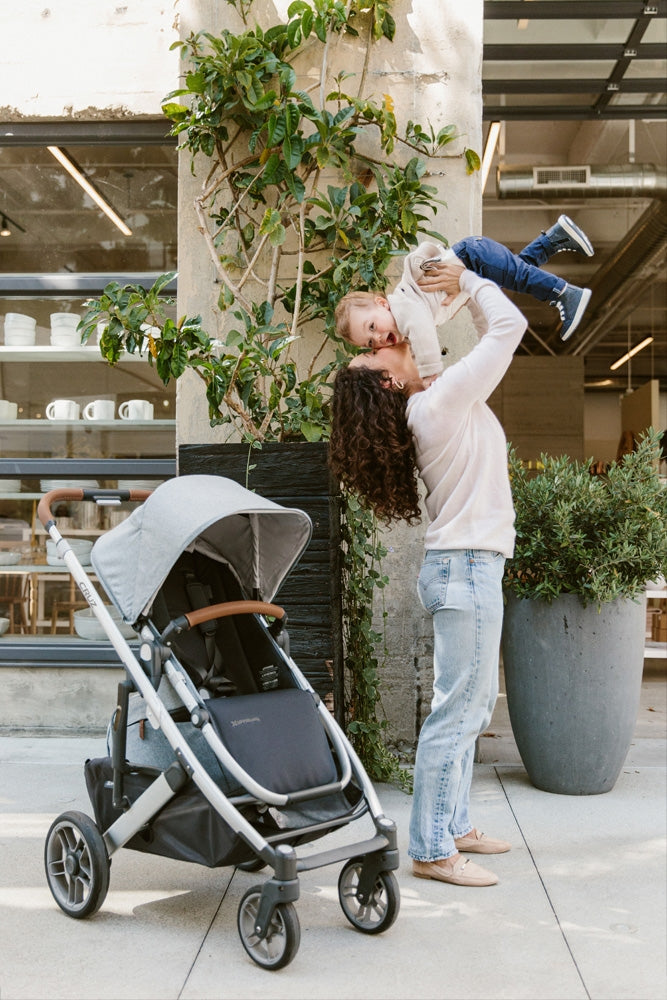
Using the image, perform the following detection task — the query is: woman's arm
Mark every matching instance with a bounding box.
[420,271,527,410]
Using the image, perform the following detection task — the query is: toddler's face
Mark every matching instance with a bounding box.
[347,297,404,351]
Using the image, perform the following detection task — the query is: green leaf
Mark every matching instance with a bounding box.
[465,147,481,174]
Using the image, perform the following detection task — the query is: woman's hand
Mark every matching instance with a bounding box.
[417,262,466,305]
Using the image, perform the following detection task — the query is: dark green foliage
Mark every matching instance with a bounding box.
[505,430,667,606]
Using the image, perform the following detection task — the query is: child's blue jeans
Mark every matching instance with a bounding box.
[453,233,566,302]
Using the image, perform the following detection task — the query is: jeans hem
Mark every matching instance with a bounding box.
[409,850,458,862]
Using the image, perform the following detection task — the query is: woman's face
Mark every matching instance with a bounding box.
[349,341,423,393]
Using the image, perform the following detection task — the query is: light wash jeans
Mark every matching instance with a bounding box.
[409,549,506,862]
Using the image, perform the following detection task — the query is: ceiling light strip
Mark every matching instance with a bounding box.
[609,336,654,370]
[481,121,502,193]
[47,146,132,237]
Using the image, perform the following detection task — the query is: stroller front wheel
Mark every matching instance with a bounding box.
[237,886,300,970]
[44,811,110,919]
[338,858,400,934]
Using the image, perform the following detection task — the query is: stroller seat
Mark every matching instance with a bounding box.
[149,549,288,697]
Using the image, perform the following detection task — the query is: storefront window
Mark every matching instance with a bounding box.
[0,131,178,646]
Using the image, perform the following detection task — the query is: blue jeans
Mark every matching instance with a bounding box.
[452,234,565,302]
[409,549,506,862]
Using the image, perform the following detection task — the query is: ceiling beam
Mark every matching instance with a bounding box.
[594,10,659,113]
[484,78,667,94]
[484,43,666,60]
[483,105,667,120]
[484,1,666,18]
[0,121,175,146]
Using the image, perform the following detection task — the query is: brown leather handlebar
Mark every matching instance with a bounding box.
[38,487,153,529]
[184,601,286,627]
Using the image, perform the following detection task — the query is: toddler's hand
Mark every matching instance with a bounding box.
[417,262,465,305]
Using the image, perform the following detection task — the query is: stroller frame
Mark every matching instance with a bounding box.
[40,482,400,970]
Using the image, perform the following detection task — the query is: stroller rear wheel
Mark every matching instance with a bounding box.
[237,885,300,970]
[338,857,400,934]
[44,811,110,919]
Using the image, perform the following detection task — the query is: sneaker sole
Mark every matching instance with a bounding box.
[560,287,592,341]
[558,215,594,257]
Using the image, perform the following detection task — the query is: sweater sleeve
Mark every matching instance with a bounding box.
[416,271,527,411]
[386,241,470,379]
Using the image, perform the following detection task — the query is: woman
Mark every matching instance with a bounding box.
[329,264,527,886]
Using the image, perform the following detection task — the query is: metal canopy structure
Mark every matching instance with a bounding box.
[484,1,666,119]
[481,0,667,390]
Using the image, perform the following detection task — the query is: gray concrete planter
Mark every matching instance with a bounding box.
[501,592,647,795]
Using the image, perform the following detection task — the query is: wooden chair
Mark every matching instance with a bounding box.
[50,578,87,634]
[0,575,30,634]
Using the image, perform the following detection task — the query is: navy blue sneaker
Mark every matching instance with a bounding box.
[550,284,592,341]
[544,215,594,257]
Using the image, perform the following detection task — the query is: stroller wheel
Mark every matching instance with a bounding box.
[237,886,300,970]
[338,857,400,934]
[44,811,110,919]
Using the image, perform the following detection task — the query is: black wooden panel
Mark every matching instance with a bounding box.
[178,443,344,720]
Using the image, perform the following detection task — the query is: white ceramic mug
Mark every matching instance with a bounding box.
[83,399,115,421]
[119,399,154,421]
[46,399,80,421]
[0,400,18,420]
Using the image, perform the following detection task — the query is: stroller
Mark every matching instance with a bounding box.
[41,475,400,970]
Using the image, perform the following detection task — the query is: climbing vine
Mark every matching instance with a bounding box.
[79,0,477,784]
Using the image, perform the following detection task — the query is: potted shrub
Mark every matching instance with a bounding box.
[501,430,667,795]
[78,0,478,787]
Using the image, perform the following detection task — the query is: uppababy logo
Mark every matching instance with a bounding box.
[230,716,261,727]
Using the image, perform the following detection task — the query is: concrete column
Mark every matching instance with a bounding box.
[175,0,484,742]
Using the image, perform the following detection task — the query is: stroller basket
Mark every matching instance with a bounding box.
[41,476,400,971]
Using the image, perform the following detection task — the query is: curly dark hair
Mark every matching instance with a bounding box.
[329,364,421,523]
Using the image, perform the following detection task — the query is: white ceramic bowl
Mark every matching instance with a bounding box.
[73,607,136,641]
[40,479,99,492]
[0,617,9,636]
[2,480,22,493]
[50,312,81,328]
[4,329,36,346]
[46,538,94,566]
[0,551,21,565]
[117,480,162,490]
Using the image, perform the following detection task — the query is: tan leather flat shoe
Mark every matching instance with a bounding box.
[454,829,511,854]
[412,856,498,886]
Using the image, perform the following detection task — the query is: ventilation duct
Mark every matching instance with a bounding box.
[497,163,667,200]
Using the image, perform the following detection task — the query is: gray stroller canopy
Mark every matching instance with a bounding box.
[91,474,313,624]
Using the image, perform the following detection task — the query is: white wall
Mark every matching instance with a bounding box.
[584,389,667,464]
[0,0,179,117]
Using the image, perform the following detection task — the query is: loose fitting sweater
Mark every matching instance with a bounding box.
[406,270,527,558]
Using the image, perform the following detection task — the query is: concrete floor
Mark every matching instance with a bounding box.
[0,661,664,1000]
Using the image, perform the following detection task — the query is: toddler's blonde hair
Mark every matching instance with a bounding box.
[334,290,379,343]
